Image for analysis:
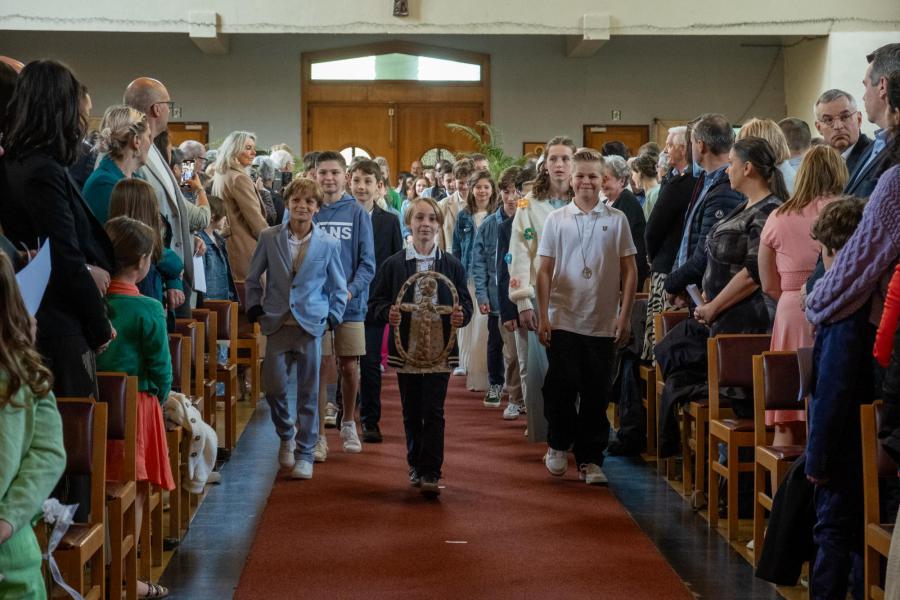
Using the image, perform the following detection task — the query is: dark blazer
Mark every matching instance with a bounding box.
[609,189,648,289]
[368,247,473,370]
[0,152,115,349]
[496,214,518,324]
[844,133,873,178]
[845,134,888,199]
[365,205,403,324]
[646,171,695,274]
[665,171,744,295]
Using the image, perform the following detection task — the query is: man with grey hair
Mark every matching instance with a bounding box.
[814,88,871,174]
[778,117,811,169]
[663,125,690,181]
[124,77,210,316]
[844,42,900,197]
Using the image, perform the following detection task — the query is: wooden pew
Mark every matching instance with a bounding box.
[191,308,219,429]
[55,398,108,600]
[707,333,772,541]
[653,310,689,483]
[234,280,262,404]
[862,400,898,600]
[203,300,239,451]
[97,372,139,600]
[751,352,804,565]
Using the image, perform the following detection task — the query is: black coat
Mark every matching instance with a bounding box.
[0,152,114,349]
[368,247,473,370]
[845,135,889,199]
[609,189,648,289]
[665,171,744,295]
[365,205,403,324]
[646,171,695,274]
[844,133,873,178]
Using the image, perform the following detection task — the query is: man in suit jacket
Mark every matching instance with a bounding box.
[814,89,872,175]
[844,43,900,199]
[124,77,211,316]
[351,160,403,442]
[245,178,347,480]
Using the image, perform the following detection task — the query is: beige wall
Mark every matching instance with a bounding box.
[2,32,788,159]
[784,37,828,135]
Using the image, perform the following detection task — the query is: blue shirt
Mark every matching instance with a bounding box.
[673,165,727,268]
[852,128,887,183]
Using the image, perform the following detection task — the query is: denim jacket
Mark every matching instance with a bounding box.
[198,229,237,301]
[472,207,508,314]
[452,208,480,281]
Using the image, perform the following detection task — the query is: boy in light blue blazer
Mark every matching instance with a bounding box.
[245,178,348,480]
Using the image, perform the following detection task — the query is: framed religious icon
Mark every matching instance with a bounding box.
[522,142,545,158]
[393,270,460,374]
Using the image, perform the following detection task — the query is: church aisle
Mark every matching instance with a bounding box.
[231,372,693,599]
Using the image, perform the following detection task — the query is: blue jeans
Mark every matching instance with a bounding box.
[262,326,322,462]
[487,315,505,386]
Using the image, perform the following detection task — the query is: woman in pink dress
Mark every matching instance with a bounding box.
[758,145,849,445]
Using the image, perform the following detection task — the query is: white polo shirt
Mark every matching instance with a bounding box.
[537,201,636,337]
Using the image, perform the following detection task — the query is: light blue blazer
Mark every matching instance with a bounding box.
[245,223,348,337]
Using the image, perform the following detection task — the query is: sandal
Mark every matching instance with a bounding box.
[139,581,169,599]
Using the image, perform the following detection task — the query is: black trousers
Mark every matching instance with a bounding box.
[542,330,616,466]
[487,315,505,386]
[359,323,385,427]
[397,372,450,479]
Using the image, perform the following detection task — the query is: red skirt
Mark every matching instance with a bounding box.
[107,391,175,491]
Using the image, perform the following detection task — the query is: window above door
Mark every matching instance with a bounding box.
[311,53,481,82]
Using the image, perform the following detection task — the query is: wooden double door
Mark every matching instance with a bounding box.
[308,103,482,173]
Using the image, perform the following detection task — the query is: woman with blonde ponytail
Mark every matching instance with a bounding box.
[82,104,153,222]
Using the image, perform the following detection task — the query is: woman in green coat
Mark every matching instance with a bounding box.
[0,252,67,599]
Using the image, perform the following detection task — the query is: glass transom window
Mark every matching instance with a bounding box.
[311,53,480,82]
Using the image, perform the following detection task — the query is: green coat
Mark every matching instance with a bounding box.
[96,292,173,404]
[0,376,66,599]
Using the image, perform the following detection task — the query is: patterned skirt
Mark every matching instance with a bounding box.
[641,272,670,363]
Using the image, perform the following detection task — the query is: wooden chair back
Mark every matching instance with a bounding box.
[653,310,690,380]
[752,352,800,447]
[96,372,138,481]
[168,334,190,397]
[57,398,108,525]
[175,319,205,400]
[707,334,771,420]
[202,300,238,364]
[192,308,218,384]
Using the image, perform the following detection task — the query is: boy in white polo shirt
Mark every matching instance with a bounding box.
[536,149,638,485]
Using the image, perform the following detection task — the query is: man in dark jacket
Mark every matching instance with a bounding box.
[665,113,743,303]
[354,160,403,443]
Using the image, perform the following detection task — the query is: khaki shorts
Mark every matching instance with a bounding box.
[322,321,366,357]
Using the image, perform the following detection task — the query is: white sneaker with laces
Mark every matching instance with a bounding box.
[341,422,362,453]
[579,463,608,485]
[502,403,522,420]
[291,460,313,480]
[313,437,328,463]
[324,402,338,428]
[452,367,467,376]
[544,448,567,476]
[278,439,296,468]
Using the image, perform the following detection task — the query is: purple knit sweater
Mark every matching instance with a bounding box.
[807,164,900,325]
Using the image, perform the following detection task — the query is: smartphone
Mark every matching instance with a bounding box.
[181,161,195,185]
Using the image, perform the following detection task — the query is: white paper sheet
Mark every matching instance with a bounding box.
[192,255,207,293]
[15,240,51,316]
[686,284,704,307]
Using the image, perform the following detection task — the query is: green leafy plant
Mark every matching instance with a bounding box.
[446,121,526,180]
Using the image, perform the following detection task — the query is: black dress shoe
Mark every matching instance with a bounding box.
[420,475,440,498]
[362,423,383,443]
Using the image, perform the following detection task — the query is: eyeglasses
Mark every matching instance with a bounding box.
[818,111,857,128]
[154,100,175,110]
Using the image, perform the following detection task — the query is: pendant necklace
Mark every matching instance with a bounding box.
[574,206,599,279]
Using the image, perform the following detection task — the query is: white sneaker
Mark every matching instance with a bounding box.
[324,403,338,428]
[313,437,328,463]
[503,403,522,420]
[291,460,313,480]
[544,448,567,476]
[579,463,608,485]
[452,367,467,376]
[341,422,362,453]
[278,439,296,468]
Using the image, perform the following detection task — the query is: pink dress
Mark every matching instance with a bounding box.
[760,197,832,425]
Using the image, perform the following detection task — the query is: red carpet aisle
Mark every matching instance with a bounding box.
[234,371,693,599]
